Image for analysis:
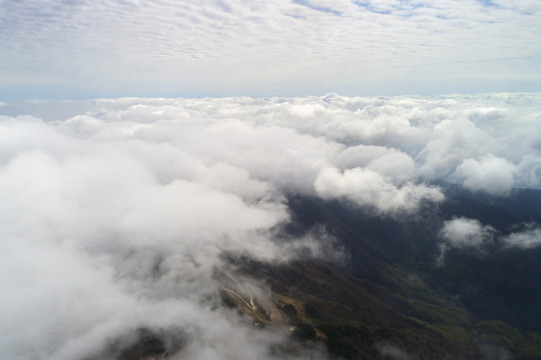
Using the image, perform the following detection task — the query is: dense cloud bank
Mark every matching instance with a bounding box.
[1,93,541,358]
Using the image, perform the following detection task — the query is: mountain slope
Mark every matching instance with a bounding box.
[97,186,541,360]
[235,187,541,359]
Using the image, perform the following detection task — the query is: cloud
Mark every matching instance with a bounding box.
[440,217,496,248]
[1,0,540,97]
[417,117,494,179]
[1,93,541,357]
[440,218,541,250]
[478,343,513,360]
[337,145,416,182]
[438,217,497,264]
[502,225,541,249]
[314,167,443,215]
[0,114,339,359]
[453,155,517,195]
[375,342,417,360]
[438,218,541,263]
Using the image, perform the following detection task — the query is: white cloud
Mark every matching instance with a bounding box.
[1,0,540,97]
[438,218,541,264]
[417,117,494,179]
[314,167,443,215]
[0,112,339,359]
[365,151,416,183]
[502,225,541,249]
[453,155,517,195]
[1,93,541,357]
[440,217,496,248]
[437,217,497,264]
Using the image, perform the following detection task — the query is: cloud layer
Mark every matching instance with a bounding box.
[1,93,541,358]
[0,114,332,359]
[1,0,540,98]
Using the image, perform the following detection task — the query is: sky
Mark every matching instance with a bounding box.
[1,0,541,100]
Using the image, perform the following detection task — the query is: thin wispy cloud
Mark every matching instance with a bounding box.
[1,0,540,98]
[438,217,541,264]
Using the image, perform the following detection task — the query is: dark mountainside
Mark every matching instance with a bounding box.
[106,185,541,360]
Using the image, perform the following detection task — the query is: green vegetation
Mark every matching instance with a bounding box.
[237,254,541,360]
[476,320,541,359]
[227,191,541,360]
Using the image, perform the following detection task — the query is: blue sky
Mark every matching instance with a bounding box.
[1,0,540,100]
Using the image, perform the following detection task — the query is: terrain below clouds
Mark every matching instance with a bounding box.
[1,93,541,359]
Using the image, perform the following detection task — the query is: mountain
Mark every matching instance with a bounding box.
[100,185,541,360]
[235,186,541,359]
